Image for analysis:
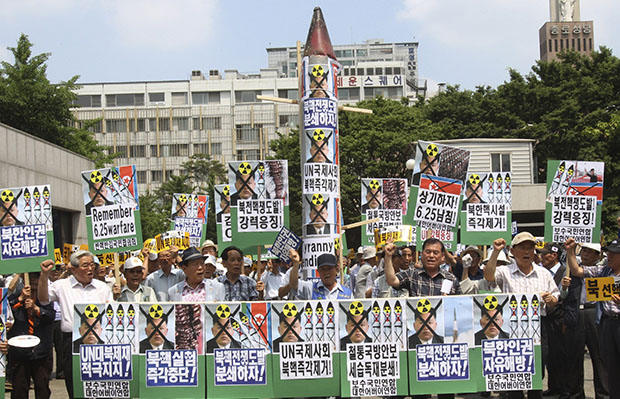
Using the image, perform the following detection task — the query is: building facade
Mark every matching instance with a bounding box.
[72,39,425,193]
[539,0,594,62]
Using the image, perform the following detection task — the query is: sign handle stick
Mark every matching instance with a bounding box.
[257,246,263,281]
[23,272,30,287]
[114,252,120,286]
[338,200,345,285]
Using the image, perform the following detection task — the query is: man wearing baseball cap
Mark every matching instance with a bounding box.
[288,250,352,300]
[115,257,157,302]
[484,232,560,399]
[168,247,225,302]
[353,246,377,298]
[565,237,619,397]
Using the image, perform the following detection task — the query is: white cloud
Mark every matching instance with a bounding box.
[102,0,219,50]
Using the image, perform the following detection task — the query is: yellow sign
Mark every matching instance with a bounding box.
[155,231,190,252]
[374,225,414,250]
[54,248,62,264]
[62,243,88,264]
[585,277,620,302]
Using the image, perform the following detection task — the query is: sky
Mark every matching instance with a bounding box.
[1,0,618,91]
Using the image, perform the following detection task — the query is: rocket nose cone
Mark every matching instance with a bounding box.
[304,7,336,60]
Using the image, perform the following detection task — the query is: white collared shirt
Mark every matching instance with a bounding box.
[45,275,113,333]
[145,268,185,301]
[261,271,284,300]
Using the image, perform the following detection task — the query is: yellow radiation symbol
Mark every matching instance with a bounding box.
[311,193,324,205]
[90,170,103,184]
[238,162,252,176]
[484,295,498,310]
[312,65,325,77]
[282,303,298,318]
[127,308,135,317]
[326,304,335,315]
[0,320,4,333]
[558,164,565,173]
[216,304,231,319]
[488,176,494,183]
[149,304,163,319]
[232,320,239,329]
[334,238,340,251]
[372,304,381,314]
[349,301,364,316]
[497,175,503,184]
[383,304,391,314]
[510,298,517,309]
[505,175,511,183]
[369,179,380,190]
[106,307,114,317]
[112,172,120,182]
[0,190,14,203]
[241,314,249,323]
[313,129,325,141]
[567,165,574,176]
[24,191,30,200]
[42,187,50,198]
[426,143,438,157]
[417,299,432,314]
[521,298,529,308]
[315,305,324,316]
[469,174,481,185]
[84,304,99,319]
[117,308,125,318]
[394,304,402,314]
[179,194,187,203]
[531,298,539,308]
[222,185,230,196]
[33,189,40,199]
[258,163,265,172]
[304,305,313,316]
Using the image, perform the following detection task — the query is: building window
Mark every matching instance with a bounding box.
[136,171,147,184]
[491,153,511,172]
[77,120,102,133]
[236,149,260,161]
[105,94,144,107]
[357,68,364,75]
[235,90,261,103]
[277,89,298,100]
[193,117,221,130]
[339,88,360,101]
[150,145,159,157]
[171,92,188,106]
[191,91,221,105]
[385,67,393,75]
[279,114,298,128]
[356,49,368,57]
[172,117,189,131]
[165,170,174,181]
[74,95,102,108]
[236,124,260,143]
[106,119,127,133]
[149,92,165,103]
[158,117,170,131]
[364,87,402,99]
[193,143,209,154]
[115,146,128,158]
[393,67,401,75]
[211,142,222,155]
[130,145,146,158]
[136,118,146,132]
[151,170,162,183]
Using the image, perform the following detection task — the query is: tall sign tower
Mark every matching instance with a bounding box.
[539,0,594,61]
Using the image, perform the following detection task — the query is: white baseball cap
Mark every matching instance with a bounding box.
[123,256,143,270]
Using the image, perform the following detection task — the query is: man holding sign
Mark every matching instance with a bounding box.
[565,237,620,397]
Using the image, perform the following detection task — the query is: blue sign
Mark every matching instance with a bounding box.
[80,344,132,381]
[0,224,47,259]
[271,226,302,263]
[146,350,198,387]
[214,348,267,386]
[416,343,469,381]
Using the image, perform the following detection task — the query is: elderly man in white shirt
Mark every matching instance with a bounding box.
[38,250,113,399]
[167,247,225,302]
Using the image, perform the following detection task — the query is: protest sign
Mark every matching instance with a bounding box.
[0,288,8,397]
[374,225,415,250]
[360,178,407,246]
[404,141,470,250]
[0,185,54,272]
[460,173,512,245]
[214,184,232,244]
[81,166,142,253]
[155,230,190,252]
[270,227,302,264]
[227,160,289,255]
[585,277,620,301]
[544,160,604,243]
[170,193,209,247]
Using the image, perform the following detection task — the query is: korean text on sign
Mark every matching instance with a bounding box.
[280,342,332,380]
[416,343,469,381]
[146,350,198,387]
[347,343,399,397]
[80,344,132,381]
[237,199,283,232]
[466,204,508,232]
[482,338,534,391]
[0,224,47,259]
[214,348,266,386]
[271,227,302,264]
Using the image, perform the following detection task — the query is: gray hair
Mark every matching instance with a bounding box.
[70,250,94,267]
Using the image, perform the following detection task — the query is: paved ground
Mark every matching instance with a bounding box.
[8,353,598,398]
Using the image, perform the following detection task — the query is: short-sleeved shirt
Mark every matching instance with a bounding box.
[582,265,620,316]
[395,267,462,296]
[491,262,560,315]
[261,271,285,300]
[117,284,157,302]
[292,279,352,300]
[217,274,258,301]
[145,268,185,301]
[46,276,113,333]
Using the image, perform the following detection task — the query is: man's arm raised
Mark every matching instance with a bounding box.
[38,259,54,304]
[564,238,584,278]
[278,249,300,299]
[484,238,506,283]
[384,242,401,289]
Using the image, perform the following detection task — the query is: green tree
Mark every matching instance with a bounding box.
[0,34,111,166]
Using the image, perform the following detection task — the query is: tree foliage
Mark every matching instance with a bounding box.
[0,34,112,166]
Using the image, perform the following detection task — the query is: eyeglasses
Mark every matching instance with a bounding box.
[78,262,97,269]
